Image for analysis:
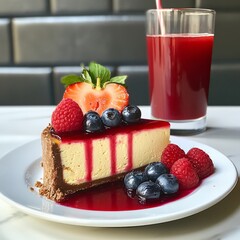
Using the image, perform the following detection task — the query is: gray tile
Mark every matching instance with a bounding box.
[0,67,52,105]
[162,0,195,8]
[12,16,146,65]
[113,0,155,13]
[0,19,11,64]
[53,65,115,104]
[51,0,112,15]
[196,0,240,11]
[0,0,48,16]
[213,13,240,61]
[116,66,150,105]
[209,63,240,106]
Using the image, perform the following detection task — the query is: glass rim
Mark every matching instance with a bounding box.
[147,8,216,15]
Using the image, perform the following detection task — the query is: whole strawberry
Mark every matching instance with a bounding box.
[161,144,186,170]
[51,98,84,133]
[187,148,214,179]
[170,157,199,190]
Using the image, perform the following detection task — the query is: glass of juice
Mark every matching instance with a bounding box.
[146,8,216,134]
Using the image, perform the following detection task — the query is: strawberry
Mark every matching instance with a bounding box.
[63,82,129,116]
[187,148,214,179]
[51,98,84,133]
[61,62,129,115]
[161,144,186,170]
[170,157,199,190]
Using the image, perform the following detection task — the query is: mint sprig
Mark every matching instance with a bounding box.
[61,62,127,89]
[89,61,111,87]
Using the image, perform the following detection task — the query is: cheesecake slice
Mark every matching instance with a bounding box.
[40,119,170,202]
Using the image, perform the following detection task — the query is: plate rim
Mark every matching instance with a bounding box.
[0,137,238,227]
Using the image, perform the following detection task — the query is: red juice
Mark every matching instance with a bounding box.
[147,34,214,120]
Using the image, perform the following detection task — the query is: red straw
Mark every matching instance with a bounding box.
[156,0,162,9]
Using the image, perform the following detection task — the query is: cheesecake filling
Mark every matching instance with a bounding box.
[60,128,169,185]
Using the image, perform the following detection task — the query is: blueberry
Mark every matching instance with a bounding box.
[124,171,148,191]
[83,111,104,133]
[136,181,161,204]
[156,174,179,195]
[101,108,122,127]
[122,105,141,123]
[144,162,168,182]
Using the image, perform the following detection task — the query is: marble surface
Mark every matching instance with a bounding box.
[0,106,240,240]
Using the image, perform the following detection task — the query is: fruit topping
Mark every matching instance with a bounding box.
[144,162,168,182]
[155,174,179,195]
[124,171,148,193]
[83,111,104,133]
[161,143,186,170]
[123,143,214,204]
[170,157,200,190]
[101,108,122,127]
[61,62,129,115]
[136,181,161,204]
[51,98,83,133]
[122,105,141,123]
[187,148,214,179]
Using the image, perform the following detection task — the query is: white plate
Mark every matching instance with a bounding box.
[0,137,238,227]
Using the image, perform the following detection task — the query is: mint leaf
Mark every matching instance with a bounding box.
[82,68,93,84]
[61,74,85,87]
[89,62,111,87]
[109,75,127,85]
[103,75,128,88]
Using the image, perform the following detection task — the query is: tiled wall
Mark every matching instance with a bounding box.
[0,0,240,105]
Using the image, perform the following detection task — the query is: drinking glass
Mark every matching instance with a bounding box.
[146,8,216,135]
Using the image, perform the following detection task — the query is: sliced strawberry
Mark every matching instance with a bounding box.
[63,82,129,115]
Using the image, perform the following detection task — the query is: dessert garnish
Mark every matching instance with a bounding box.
[83,111,104,133]
[123,144,214,204]
[170,157,200,190]
[187,147,214,179]
[161,143,186,169]
[50,62,141,134]
[122,105,142,123]
[61,62,129,115]
[51,98,84,133]
[101,108,122,127]
[81,105,142,133]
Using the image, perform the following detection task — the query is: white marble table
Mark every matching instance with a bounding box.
[0,106,240,240]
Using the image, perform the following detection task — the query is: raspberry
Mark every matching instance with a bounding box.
[170,157,199,190]
[51,98,84,133]
[187,148,214,179]
[161,144,186,170]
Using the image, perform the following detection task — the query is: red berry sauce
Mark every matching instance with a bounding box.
[60,181,196,211]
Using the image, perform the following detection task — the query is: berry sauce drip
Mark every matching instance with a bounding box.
[126,132,133,171]
[59,181,196,211]
[84,139,93,181]
[109,134,117,175]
